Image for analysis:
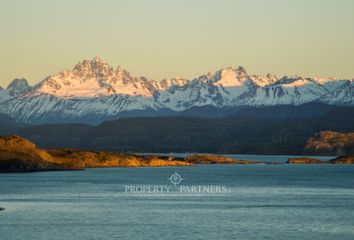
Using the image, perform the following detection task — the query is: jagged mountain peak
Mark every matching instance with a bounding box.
[236,66,247,74]
[211,66,250,87]
[73,57,113,75]
[218,66,248,75]
[6,78,32,97]
[272,76,314,87]
[71,57,134,79]
[7,78,30,89]
[33,57,156,98]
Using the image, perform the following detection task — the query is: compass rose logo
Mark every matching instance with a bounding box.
[168,171,183,186]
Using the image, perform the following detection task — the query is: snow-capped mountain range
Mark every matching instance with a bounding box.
[0,57,353,124]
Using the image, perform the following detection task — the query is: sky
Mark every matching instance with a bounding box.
[0,0,353,87]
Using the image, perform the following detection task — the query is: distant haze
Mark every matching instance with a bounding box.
[0,0,353,87]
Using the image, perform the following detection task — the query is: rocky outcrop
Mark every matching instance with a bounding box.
[184,154,255,164]
[0,135,191,172]
[330,155,354,164]
[46,148,192,168]
[288,155,354,164]
[305,131,354,155]
[287,158,327,164]
[0,135,68,171]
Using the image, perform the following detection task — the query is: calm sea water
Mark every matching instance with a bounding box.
[1,156,354,240]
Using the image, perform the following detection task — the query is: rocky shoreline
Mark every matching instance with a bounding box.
[0,135,193,172]
[1,135,353,173]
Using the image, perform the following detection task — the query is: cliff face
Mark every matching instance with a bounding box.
[0,135,191,172]
[305,131,354,155]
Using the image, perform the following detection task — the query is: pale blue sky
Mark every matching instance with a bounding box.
[0,0,353,87]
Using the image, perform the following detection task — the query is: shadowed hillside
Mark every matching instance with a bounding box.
[11,107,354,155]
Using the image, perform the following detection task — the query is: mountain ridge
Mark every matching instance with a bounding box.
[0,57,353,124]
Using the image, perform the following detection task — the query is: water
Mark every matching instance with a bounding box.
[1,160,354,240]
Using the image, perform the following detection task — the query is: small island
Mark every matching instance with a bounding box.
[287,156,354,164]
[184,154,256,164]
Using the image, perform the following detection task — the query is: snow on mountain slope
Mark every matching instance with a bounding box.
[35,57,158,98]
[0,57,352,124]
[320,80,354,105]
[244,76,330,106]
[0,78,32,103]
[157,67,259,110]
[0,93,162,124]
